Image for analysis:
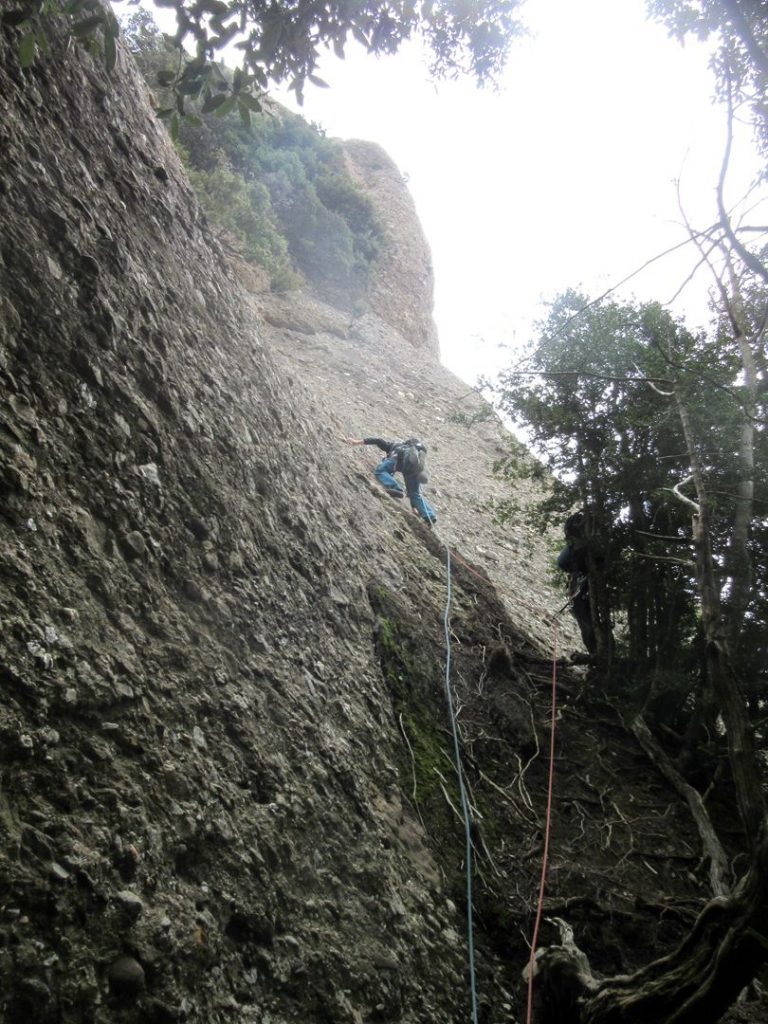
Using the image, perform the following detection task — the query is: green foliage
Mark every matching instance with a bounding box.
[8,1,525,130]
[175,94,383,302]
[648,0,768,158]
[489,285,768,745]
[4,0,119,72]
[143,0,524,107]
[123,12,383,299]
[485,295,696,704]
[447,401,495,428]
[183,148,296,287]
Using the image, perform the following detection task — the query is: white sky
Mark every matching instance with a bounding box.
[272,0,766,384]
[135,0,766,386]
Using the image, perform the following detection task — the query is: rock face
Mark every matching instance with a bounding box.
[0,22,758,1024]
[342,139,440,356]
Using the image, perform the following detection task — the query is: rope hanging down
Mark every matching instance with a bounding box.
[437,526,562,1024]
[439,534,480,1024]
[525,621,559,1024]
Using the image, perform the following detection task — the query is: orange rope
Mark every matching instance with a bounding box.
[526,619,559,1024]
[443,547,492,586]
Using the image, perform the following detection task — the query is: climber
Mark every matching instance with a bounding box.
[342,435,437,524]
[557,511,597,655]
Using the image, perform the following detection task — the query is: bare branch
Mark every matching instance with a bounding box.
[498,369,675,386]
[631,551,697,569]
[632,529,694,545]
[632,362,676,396]
[717,65,768,286]
[629,716,729,896]
[667,475,701,514]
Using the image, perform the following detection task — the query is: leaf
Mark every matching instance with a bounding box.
[105,8,119,36]
[18,31,36,68]
[308,74,329,88]
[259,18,283,59]
[211,24,238,49]
[186,54,207,74]
[71,15,103,39]
[103,25,117,73]
[214,95,237,117]
[200,0,229,14]
[177,78,204,96]
[238,102,251,127]
[169,112,179,142]
[3,9,32,26]
[238,92,262,112]
[201,92,228,113]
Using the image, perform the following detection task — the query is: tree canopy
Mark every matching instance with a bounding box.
[3,0,525,115]
[648,0,768,156]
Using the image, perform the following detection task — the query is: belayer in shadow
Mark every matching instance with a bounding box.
[557,511,597,657]
[343,435,436,524]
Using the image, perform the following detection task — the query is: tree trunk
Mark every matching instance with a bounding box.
[675,396,764,838]
[531,820,768,1024]
[629,716,729,897]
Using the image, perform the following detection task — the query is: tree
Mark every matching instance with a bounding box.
[648,0,768,155]
[493,285,768,1022]
[488,292,697,686]
[3,0,525,120]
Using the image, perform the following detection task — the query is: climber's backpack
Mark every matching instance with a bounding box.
[396,439,428,483]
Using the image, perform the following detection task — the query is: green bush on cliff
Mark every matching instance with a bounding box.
[182,148,297,289]
[177,103,382,304]
[123,10,382,303]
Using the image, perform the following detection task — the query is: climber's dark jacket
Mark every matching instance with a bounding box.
[557,542,596,655]
[362,438,406,471]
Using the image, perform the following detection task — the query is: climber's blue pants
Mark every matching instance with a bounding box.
[373,457,436,523]
[374,457,402,494]
[405,476,436,522]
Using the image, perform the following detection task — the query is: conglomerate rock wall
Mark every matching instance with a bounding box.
[0,20,725,1024]
[0,26,473,1023]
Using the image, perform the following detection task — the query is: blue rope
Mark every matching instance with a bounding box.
[441,540,479,1024]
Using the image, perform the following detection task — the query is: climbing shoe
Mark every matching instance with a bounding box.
[386,488,405,499]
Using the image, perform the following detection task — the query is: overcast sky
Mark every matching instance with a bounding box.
[136,0,766,385]
[273,0,766,384]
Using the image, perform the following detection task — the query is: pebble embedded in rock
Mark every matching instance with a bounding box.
[107,955,145,999]
[116,890,144,921]
[50,861,70,882]
[187,517,209,540]
[183,578,203,601]
[123,531,147,559]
